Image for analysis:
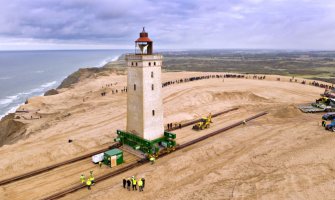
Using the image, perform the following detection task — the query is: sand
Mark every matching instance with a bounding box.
[0,71,334,200]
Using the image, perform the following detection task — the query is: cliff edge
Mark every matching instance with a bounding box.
[0,113,27,146]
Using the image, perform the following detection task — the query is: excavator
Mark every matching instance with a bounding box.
[192,113,212,130]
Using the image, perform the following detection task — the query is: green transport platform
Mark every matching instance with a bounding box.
[114,130,177,156]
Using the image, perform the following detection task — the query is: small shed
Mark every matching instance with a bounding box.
[103,148,123,167]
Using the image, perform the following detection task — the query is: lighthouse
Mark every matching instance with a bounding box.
[125,28,164,141]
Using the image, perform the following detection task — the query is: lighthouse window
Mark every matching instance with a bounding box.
[134,84,136,91]
[151,72,154,78]
[152,84,154,90]
[154,62,156,66]
[152,110,155,116]
[149,62,151,66]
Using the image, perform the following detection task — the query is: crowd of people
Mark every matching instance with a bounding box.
[81,170,95,190]
[310,81,334,90]
[162,74,227,88]
[96,73,334,101]
[161,73,270,88]
[123,176,145,192]
[289,78,334,90]
[167,123,182,130]
[80,170,146,192]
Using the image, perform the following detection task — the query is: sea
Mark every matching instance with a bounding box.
[0,49,130,119]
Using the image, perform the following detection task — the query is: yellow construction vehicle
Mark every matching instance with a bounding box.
[192,113,212,130]
[316,97,330,105]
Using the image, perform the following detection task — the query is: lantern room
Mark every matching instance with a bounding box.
[135,27,153,55]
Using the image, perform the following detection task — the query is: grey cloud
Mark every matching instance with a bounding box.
[0,0,335,49]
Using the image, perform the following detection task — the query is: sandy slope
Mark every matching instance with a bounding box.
[0,71,334,200]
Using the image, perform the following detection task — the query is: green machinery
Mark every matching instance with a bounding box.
[103,148,123,167]
[114,130,176,156]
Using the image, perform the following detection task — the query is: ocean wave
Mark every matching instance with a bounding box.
[23,81,57,95]
[0,80,58,119]
[0,104,21,120]
[41,81,57,88]
[96,55,120,68]
[0,95,19,105]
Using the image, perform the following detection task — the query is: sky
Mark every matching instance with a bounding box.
[0,0,335,50]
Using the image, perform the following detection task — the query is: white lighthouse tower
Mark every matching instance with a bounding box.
[125,28,164,141]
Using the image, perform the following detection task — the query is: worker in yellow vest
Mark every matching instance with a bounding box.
[138,178,143,192]
[80,174,86,184]
[86,179,92,190]
[149,157,155,164]
[132,178,137,191]
[89,172,95,185]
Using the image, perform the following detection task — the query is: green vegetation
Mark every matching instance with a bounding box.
[162,50,335,83]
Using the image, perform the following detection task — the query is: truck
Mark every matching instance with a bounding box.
[322,112,335,120]
[91,153,104,164]
[325,120,335,132]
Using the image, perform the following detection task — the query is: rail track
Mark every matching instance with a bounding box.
[0,143,120,186]
[168,107,238,131]
[40,111,267,200]
[0,107,238,186]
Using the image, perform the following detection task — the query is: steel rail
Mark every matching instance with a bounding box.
[41,111,267,200]
[0,108,237,186]
[167,107,238,131]
[0,143,121,186]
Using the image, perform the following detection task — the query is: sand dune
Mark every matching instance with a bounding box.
[0,71,334,200]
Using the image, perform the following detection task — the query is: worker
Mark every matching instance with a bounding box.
[123,178,127,188]
[99,161,102,168]
[132,177,137,191]
[86,178,92,190]
[80,174,86,184]
[322,120,326,127]
[127,178,131,191]
[138,178,143,192]
[149,157,155,165]
[89,171,95,185]
[131,176,135,189]
[141,178,145,188]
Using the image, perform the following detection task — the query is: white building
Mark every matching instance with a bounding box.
[125,28,164,141]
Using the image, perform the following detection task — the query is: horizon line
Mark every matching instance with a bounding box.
[1,48,335,52]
